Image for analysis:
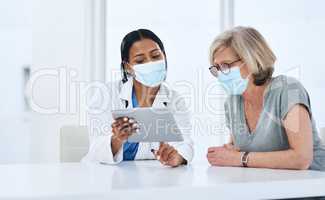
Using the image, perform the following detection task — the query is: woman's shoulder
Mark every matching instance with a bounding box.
[266,75,309,102]
[269,75,305,92]
[268,75,311,112]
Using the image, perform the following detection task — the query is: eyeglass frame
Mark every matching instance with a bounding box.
[209,59,241,76]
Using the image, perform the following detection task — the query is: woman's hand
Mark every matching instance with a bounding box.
[207,144,241,167]
[153,143,186,167]
[111,117,138,155]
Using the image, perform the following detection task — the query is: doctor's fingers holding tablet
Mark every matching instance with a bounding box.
[111,117,139,143]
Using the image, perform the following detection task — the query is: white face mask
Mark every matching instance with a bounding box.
[131,60,167,87]
[217,66,249,95]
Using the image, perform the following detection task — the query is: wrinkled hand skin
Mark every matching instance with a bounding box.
[207,144,241,167]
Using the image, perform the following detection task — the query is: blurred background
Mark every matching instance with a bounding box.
[0,0,324,164]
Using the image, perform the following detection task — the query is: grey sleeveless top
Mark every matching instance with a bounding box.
[224,75,325,171]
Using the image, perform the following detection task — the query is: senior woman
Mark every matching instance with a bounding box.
[207,26,325,171]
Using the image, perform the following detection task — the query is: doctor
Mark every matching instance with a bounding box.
[83,29,193,167]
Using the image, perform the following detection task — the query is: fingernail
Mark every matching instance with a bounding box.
[132,123,138,128]
[151,149,159,160]
[129,119,135,123]
[123,117,128,122]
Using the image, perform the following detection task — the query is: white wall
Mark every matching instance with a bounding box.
[0,0,32,163]
[0,0,90,164]
[28,0,89,162]
[0,0,103,164]
[234,0,325,129]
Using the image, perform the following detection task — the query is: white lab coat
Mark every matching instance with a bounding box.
[82,78,194,164]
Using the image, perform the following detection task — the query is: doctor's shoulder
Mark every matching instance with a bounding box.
[163,83,190,114]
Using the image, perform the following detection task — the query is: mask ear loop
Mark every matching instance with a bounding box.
[232,62,251,93]
[122,61,135,78]
[238,62,252,80]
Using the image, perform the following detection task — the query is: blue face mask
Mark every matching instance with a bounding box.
[132,60,167,87]
[217,66,249,95]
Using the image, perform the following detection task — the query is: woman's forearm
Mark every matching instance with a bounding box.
[247,149,313,170]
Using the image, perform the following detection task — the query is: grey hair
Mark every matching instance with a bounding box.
[209,26,276,86]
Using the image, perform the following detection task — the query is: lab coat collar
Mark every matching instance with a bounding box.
[119,78,171,108]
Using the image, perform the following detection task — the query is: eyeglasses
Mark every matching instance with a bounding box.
[209,59,241,76]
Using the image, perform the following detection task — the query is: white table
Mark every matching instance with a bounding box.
[1,161,325,200]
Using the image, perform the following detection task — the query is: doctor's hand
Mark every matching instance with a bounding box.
[111,117,139,155]
[152,143,187,167]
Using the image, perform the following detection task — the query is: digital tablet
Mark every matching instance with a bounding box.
[111,108,184,143]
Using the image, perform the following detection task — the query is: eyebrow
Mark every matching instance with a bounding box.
[133,53,144,58]
[150,48,160,53]
[214,58,239,65]
[132,48,161,58]
[221,60,233,64]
